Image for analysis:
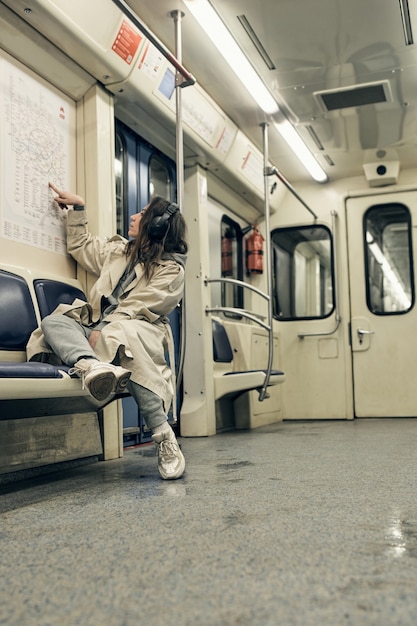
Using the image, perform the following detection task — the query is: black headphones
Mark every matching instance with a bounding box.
[148,202,179,240]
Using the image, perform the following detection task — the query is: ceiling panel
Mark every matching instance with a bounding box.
[124,0,417,183]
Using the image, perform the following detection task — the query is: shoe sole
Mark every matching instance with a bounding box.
[87,371,116,401]
[113,369,132,394]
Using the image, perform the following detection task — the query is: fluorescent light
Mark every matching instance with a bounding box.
[184,0,328,183]
[183,0,278,115]
[274,121,328,183]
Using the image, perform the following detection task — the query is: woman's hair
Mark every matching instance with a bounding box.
[126,196,188,281]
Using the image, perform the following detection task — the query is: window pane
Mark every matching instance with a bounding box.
[149,155,172,200]
[115,132,124,236]
[364,204,414,314]
[221,216,243,310]
[272,226,334,320]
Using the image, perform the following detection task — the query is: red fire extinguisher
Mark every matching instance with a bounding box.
[221,231,234,276]
[245,224,264,275]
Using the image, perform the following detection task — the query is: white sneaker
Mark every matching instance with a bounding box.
[70,358,131,401]
[152,426,185,480]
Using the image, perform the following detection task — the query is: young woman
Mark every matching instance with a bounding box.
[27,182,188,480]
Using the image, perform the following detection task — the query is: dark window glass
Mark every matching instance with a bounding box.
[271,225,334,320]
[221,216,243,310]
[364,203,414,314]
[150,155,172,200]
[114,132,125,236]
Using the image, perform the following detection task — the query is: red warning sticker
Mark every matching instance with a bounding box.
[112,20,142,65]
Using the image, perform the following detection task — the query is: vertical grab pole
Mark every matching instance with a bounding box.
[259,122,274,401]
[169,11,186,415]
[170,10,185,210]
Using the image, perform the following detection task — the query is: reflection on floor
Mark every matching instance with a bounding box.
[1,418,417,626]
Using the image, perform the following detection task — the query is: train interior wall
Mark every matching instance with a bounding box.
[1,0,417,477]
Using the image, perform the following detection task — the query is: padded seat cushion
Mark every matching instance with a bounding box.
[0,271,38,350]
[0,362,72,379]
[212,319,234,362]
[34,279,86,319]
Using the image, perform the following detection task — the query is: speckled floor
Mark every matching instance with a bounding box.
[1,418,417,626]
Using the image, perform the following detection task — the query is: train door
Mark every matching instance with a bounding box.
[346,192,417,417]
[271,222,353,420]
[115,120,178,444]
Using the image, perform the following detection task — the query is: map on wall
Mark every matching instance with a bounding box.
[0,54,74,255]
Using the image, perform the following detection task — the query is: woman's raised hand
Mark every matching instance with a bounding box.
[49,182,85,209]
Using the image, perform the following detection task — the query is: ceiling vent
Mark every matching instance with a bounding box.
[237,14,276,70]
[399,0,414,45]
[314,81,392,112]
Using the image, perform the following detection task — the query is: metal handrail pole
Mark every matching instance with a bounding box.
[205,307,271,332]
[169,10,187,401]
[260,123,274,400]
[170,10,185,211]
[268,166,318,220]
[111,0,195,86]
[205,276,270,301]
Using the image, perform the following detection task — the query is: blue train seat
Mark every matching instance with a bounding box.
[0,268,116,412]
[0,270,38,351]
[0,271,81,383]
[34,278,86,318]
[0,268,106,474]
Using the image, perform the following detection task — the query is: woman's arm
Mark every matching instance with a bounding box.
[50,182,111,276]
[65,210,109,276]
[49,182,85,209]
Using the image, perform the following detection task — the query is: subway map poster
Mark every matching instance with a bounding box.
[0,53,75,255]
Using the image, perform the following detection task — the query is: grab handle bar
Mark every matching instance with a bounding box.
[111,0,196,86]
[205,277,273,400]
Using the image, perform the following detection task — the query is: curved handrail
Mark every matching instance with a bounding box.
[206,306,270,331]
[205,276,270,301]
[205,276,274,401]
[266,166,318,220]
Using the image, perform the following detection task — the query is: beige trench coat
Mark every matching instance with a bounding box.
[27,209,186,412]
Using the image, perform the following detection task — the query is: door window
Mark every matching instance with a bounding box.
[271,225,334,320]
[221,216,244,310]
[364,203,414,314]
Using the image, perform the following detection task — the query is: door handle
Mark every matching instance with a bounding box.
[357,328,375,345]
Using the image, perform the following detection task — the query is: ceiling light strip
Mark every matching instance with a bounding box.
[183,0,278,114]
[183,0,328,182]
[275,121,328,183]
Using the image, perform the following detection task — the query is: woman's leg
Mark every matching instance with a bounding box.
[41,314,131,401]
[127,380,185,480]
[127,380,167,430]
[41,314,96,366]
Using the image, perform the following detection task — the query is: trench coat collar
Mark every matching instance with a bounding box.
[107,249,182,294]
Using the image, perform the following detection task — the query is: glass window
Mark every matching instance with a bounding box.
[114,132,125,235]
[221,216,243,310]
[271,225,334,320]
[364,203,414,314]
[149,155,172,200]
